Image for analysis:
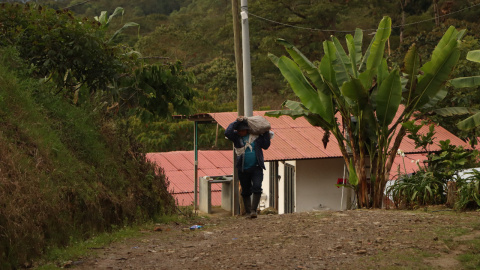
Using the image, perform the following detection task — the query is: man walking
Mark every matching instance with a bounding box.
[225,116,271,218]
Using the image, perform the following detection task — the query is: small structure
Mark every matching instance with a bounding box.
[146,151,232,206]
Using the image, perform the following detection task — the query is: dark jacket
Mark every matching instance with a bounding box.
[225,120,271,171]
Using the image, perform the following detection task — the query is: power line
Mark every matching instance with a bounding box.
[243,2,480,33]
[60,0,96,10]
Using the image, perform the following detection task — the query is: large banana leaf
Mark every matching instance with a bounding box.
[431,26,458,60]
[376,59,389,88]
[449,76,480,88]
[458,112,480,130]
[434,107,479,117]
[333,37,355,82]
[467,50,480,63]
[266,100,331,128]
[376,69,402,127]
[341,77,369,112]
[275,56,334,124]
[353,29,363,66]
[269,53,280,67]
[346,34,359,77]
[348,159,359,186]
[421,87,448,109]
[358,35,373,72]
[276,39,330,96]
[109,22,140,43]
[415,39,460,108]
[402,44,420,103]
[366,17,391,72]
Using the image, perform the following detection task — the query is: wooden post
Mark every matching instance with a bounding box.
[232,0,244,216]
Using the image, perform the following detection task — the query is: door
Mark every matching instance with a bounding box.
[269,161,279,210]
[284,163,295,213]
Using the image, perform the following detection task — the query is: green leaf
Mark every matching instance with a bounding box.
[366,16,391,72]
[358,35,373,72]
[421,87,447,109]
[467,50,480,63]
[277,56,333,124]
[434,107,479,117]
[415,39,460,108]
[341,77,368,111]
[332,36,354,84]
[346,34,358,78]
[376,69,402,127]
[403,44,420,103]
[95,11,108,25]
[265,109,305,119]
[277,39,329,95]
[108,7,125,25]
[266,100,330,128]
[348,159,359,187]
[268,53,280,67]
[431,26,458,60]
[449,76,480,88]
[376,59,389,88]
[457,112,480,130]
[109,22,140,43]
[322,41,338,88]
[353,28,363,66]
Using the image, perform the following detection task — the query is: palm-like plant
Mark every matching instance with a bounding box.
[455,169,480,210]
[267,16,465,208]
[387,171,444,209]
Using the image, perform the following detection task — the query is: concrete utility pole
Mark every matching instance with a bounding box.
[240,0,253,117]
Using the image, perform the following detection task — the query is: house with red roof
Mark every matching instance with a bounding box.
[147,110,469,214]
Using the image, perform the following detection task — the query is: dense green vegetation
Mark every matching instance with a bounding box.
[41,0,480,151]
[0,47,176,268]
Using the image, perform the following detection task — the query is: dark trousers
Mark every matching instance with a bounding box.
[238,166,263,197]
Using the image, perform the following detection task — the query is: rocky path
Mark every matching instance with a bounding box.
[73,209,480,269]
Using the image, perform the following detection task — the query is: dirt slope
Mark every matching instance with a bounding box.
[72,209,480,269]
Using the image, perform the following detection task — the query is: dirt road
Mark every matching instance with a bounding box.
[72,208,480,269]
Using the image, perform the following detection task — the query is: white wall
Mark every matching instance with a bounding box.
[295,158,351,212]
[261,160,296,214]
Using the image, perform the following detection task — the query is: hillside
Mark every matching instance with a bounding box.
[0,48,175,268]
[50,0,480,150]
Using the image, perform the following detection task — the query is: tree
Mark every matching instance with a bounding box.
[266,16,464,208]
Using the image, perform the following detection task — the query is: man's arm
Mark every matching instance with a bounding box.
[224,121,238,142]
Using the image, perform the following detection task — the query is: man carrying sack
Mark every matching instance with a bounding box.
[225,116,271,218]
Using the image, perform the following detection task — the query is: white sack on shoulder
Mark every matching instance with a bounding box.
[246,116,271,135]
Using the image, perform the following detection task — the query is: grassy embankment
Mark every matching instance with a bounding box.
[0,49,178,269]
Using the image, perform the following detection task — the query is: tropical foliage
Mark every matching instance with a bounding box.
[267,16,467,208]
[388,121,479,209]
[455,169,480,210]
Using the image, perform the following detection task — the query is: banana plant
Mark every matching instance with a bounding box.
[94,7,140,44]
[434,50,480,131]
[266,16,464,208]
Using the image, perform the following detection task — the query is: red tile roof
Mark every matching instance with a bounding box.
[146,151,232,206]
[389,153,428,180]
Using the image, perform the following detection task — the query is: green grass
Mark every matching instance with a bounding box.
[35,211,198,269]
[457,237,480,269]
[37,226,144,270]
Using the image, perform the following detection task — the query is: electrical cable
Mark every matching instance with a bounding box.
[243,2,480,33]
[59,0,96,10]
